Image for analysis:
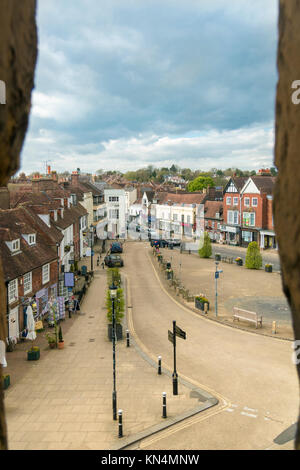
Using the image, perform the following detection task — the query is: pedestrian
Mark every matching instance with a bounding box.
[102,261,105,269]
[97,256,100,266]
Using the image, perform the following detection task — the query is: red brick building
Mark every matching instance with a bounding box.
[0,207,61,345]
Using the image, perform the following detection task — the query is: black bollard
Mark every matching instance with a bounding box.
[162,393,167,418]
[126,330,130,347]
[158,356,162,375]
[118,410,123,438]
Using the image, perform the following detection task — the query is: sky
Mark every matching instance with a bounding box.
[20,0,278,175]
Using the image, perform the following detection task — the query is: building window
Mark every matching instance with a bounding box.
[227,210,239,225]
[109,196,119,202]
[244,197,250,207]
[8,279,18,304]
[42,264,50,285]
[226,197,231,206]
[28,234,36,245]
[233,197,239,206]
[23,272,32,295]
[12,239,20,252]
[252,198,258,207]
[173,214,178,221]
[109,209,119,219]
[187,215,191,224]
[243,212,255,227]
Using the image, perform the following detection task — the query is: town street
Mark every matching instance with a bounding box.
[123,241,298,450]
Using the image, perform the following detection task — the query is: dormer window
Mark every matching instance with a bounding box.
[12,239,20,252]
[28,234,36,245]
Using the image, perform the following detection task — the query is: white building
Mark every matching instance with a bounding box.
[104,189,127,239]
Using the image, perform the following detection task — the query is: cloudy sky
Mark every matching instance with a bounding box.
[20,0,278,175]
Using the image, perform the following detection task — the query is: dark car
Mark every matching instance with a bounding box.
[110,242,123,253]
[104,254,124,267]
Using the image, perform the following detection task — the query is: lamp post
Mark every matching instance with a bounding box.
[215,261,223,317]
[89,225,94,272]
[110,283,118,420]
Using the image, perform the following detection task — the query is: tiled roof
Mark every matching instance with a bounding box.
[250,176,276,195]
[204,201,223,219]
[156,192,207,205]
[0,208,58,282]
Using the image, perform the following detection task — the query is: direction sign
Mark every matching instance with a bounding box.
[175,325,186,340]
[168,330,174,344]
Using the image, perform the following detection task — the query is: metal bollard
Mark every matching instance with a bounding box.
[126,330,130,347]
[158,356,162,375]
[118,409,123,438]
[272,321,277,334]
[162,392,167,418]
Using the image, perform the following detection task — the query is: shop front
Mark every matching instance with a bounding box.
[260,230,277,250]
[223,225,240,245]
[241,228,259,247]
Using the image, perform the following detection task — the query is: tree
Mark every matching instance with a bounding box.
[245,241,262,269]
[187,175,215,192]
[198,232,212,258]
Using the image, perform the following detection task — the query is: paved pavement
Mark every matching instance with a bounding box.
[3,250,213,450]
[122,242,299,450]
[177,243,281,272]
[157,244,292,338]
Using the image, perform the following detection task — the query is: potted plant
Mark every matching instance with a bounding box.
[166,269,173,280]
[245,241,262,269]
[64,245,71,253]
[265,263,273,273]
[235,257,243,266]
[27,346,40,361]
[2,374,10,390]
[195,295,210,311]
[58,326,64,349]
[215,253,221,261]
[46,333,57,349]
[106,288,125,341]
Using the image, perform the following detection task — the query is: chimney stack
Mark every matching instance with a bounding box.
[71,171,79,186]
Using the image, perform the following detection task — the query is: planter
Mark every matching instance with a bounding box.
[48,342,56,349]
[2,374,10,390]
[215,254,221,261]
[236,259,243,266]
[27,348,40,361]
[195,299,210,312]
[58,341,64,349]
[265,265,273,273]
[108,323,123,341]
[166,269,173,280]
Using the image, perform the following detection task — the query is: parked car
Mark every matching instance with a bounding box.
[104,254,124,267]
[110,242,123,253]
[164,238,181,247]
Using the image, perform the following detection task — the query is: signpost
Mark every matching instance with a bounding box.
[168,320,186,395]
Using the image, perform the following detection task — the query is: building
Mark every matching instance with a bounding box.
[222,175,276,248]
[204,200,224,242]
[0,207,61,345]
[104,188,127,239]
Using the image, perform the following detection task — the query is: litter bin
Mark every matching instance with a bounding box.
[81,265,87,276]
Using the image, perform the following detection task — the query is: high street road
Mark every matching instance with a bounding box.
[123,242,298,450]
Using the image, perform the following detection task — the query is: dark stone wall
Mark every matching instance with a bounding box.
[274,0,300,450]
[0,0,38,451]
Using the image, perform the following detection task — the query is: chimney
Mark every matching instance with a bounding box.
[71,171,79,186]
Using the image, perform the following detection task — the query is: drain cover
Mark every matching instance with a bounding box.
[69,342,76,347]
[89,338,95,342]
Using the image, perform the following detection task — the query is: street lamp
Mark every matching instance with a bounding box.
[215,261,223,317]
[110,283,118,420]
[89,225,94,272]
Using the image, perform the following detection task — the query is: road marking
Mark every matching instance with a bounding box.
[243,406,258,413]
[226,408,235,412]
[241,411,257,419]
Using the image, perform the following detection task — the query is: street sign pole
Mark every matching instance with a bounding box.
[215,262,218,317]
[172,320,178,395]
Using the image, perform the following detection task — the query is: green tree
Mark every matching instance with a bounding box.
[245,241,262,269]
[187,175,215,192]
[198,232,212,258]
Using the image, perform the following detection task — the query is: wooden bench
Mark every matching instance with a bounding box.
[233,307,262,328]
